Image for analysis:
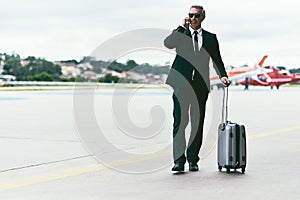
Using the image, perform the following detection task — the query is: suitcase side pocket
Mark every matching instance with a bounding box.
[240,125,247,167]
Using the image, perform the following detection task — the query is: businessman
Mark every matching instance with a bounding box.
[164,5,230,172]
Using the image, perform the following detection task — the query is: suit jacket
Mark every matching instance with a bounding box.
[164,26,227,90]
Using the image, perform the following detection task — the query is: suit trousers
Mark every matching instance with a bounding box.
[172,80,209,164]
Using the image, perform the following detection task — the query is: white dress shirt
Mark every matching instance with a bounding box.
[189,26,203,51]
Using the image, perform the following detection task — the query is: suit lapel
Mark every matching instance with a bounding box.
[184,27,192,38]
[201,29,208,49]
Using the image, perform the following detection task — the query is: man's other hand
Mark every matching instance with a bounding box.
[221,77,231,87]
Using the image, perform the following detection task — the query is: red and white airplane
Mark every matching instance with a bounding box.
[237,57,300,89]
[210,55,269,88]
[211,55,300,89]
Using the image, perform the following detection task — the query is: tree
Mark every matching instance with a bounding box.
[24,56,37,62]
[79,56,94,63]
[99,74,120,83]
[17,58,62,81]
[15,67,31,81]
[28,72,54,81]
[107,61,125,73]
[126,60,138,69]
[3,57,21,75]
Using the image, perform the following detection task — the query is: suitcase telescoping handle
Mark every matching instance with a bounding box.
[222,86,229,125]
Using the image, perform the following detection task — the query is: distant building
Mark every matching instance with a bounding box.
[126,71,146,82]
[55,62,81,78]
[0,74,16,81]
[102,68,126,78]
[77,62,94,71]
[145,73,165,84]
[83,71,99,80]
[20,60,30,67]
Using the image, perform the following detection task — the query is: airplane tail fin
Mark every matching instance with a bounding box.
[258,55,268,67]
[257,55,271,81]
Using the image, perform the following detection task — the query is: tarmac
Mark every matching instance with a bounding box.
[0,85,299,199]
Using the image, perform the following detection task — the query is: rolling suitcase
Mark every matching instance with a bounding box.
[217,87,247,173]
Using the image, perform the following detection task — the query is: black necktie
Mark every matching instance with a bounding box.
[194,30,198,52]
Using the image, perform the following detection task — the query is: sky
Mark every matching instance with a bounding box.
[0,0,299,68]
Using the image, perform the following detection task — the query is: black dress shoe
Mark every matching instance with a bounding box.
[189,163,199,172]
[172,163,184,172]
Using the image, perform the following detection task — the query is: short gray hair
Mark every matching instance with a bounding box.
[189,5,206,19]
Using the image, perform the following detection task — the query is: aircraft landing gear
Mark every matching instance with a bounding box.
[271,85,280,90]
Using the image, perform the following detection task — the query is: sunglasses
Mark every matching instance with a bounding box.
[188,13,203,18]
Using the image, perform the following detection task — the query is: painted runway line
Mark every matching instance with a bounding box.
[0,124,299,191]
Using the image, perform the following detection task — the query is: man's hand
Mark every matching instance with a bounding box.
[221,77,231,87]
[182,17,190,28]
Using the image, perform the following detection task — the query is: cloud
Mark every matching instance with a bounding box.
[0,0,299,67]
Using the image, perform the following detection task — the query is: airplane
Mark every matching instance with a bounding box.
[211,55,300,89]
[238,65,300,89]
[210,55,269,88]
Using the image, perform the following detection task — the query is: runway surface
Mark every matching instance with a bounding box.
[0,85,299,199]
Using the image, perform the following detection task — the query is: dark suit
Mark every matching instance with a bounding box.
[164,26,228,164]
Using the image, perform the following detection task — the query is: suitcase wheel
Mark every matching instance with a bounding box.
[226,168,230,173]
[242,167,246,174]
[218,165,222,171]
